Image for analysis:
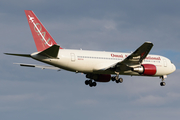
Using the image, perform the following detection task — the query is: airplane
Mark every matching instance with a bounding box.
[5,10,176,87]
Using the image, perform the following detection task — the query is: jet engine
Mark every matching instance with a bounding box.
[132,64,157,76]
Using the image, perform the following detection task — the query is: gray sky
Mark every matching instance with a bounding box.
[1,0,180,120]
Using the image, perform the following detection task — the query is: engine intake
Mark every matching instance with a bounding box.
[132,64,157,76]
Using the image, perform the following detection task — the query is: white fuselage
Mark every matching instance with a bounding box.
[31,49,176,77]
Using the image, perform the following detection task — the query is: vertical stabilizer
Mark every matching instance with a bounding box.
[24,10,57,51]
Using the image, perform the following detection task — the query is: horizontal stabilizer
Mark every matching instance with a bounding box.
[38,44,60,58]
[4,53,31,57]
[14,63,61,71]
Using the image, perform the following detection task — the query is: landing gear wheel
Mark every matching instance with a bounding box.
[119,78,123,83]
[88,80,92,85]
[115,78,123,83]
[89,84,93,87]
[89,82,97,87]
[160,82,166,86]
[111,76,116,81]
[85,80,97,87]
[85,80,89,85]
[116,80,120,83]
[85,80,93,86]
[92,82,97,87]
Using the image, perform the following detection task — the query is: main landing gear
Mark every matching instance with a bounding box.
[111,76,123,83]
[84,77,123,87]
[160,75,167,86]
[85,80,97,87]
[84,73,123,87]
[85,74,97,87]
[111,72,123,83]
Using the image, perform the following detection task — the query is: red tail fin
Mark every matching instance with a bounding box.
[24,10,57,52]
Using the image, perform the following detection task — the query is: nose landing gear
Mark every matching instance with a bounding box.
[160,75,167,86]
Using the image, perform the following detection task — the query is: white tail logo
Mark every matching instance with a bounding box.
[28,15,52,47]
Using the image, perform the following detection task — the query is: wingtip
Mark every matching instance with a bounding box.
[144,41,153,46]
[145,41,152,44]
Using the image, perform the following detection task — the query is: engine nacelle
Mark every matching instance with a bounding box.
[86,74,111,82]
[132,64,157,76]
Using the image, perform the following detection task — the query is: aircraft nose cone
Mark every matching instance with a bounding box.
[172,63,176,73]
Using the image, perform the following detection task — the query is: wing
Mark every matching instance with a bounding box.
[119,42,153,66]
[14,63,61,71]
[102,42,153,72]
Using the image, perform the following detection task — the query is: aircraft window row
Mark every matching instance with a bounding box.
[144,60,160,63]
[78,56,122,60]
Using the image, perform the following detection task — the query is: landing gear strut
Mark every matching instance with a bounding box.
[160,75,167,86]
